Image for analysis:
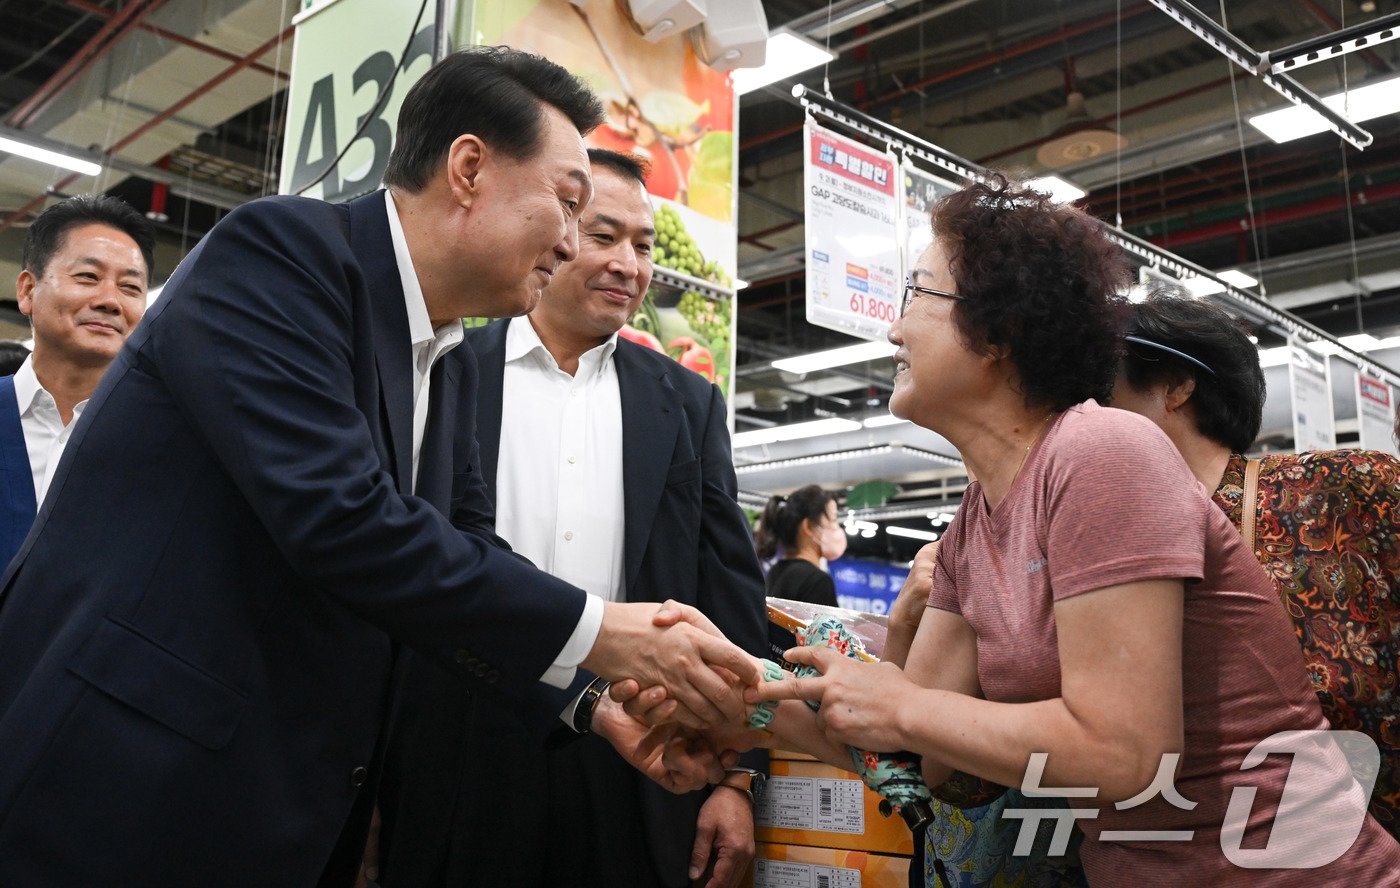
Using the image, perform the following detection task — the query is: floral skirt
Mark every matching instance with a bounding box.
[925,790,1088,888]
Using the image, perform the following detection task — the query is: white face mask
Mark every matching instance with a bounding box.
[811,521,847,561]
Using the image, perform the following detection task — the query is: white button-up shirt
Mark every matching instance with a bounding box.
[496,316,626,600]
[12,354,85,504]
[496,317,622,688]
[384,192,599,689]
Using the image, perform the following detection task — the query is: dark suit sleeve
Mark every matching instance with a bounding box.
[147,200,586,702]
[693,383,770,773]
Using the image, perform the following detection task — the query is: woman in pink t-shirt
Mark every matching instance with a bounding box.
[755,176,1400,885]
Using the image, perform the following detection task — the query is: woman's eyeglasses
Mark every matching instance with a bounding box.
[901,278,962,318]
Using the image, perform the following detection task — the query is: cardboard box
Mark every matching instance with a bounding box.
[755,759,915,856]
[745,842,912,888]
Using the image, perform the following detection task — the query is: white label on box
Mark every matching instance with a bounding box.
[753,859,862,888]
[756,775,866,834]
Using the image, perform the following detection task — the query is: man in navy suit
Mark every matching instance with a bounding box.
[380,150,768,888]
[0,194,153,567]
[0,47,757,888]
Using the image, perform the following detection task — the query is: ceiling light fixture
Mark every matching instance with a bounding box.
[771,340,897,374]
[862,413,909,428]
[1249,72,1400,143]
[1178,269,1258,297]
[886,525,940,541]
[731,416,862,448]
[731,31,836,95]
[0,132,101,177]
[1026,175,1087,203]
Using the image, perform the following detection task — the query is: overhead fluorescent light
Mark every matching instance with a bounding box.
[1178,269,1258,298]
[1026,175,1086,203]
[772,340,897,374]
[0,133,101,177]
[1309,333,1382,356]
[1258,346,1291,368]
[1249,72,1400,143]
[731,31,835,95]
[732,416,861,448]
[886,525,940,541]
[862,413,909,428]
[733,278,749,289]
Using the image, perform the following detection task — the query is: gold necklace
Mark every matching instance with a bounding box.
[1011,411,1057,483]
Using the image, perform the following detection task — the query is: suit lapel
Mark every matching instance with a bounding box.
[466,320,508,501]
[614,342,683,596]
[0,377,36,560]
[350,191,414,494]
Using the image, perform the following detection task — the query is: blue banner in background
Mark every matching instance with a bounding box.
[828,558,908,615]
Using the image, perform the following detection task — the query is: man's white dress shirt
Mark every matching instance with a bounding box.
[13,355,85,504]
[385,192,599,688]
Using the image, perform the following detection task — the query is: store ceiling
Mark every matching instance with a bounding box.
[0,0,1396,553]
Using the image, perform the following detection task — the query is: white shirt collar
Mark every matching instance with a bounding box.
[385,190,442,350]
[504,316,619,372]
[11,354,40,415]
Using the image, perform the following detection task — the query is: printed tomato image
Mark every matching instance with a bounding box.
[618,324,663,352]
[668,336,716,382]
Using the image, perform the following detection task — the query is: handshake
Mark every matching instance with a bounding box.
[579,599,779,794]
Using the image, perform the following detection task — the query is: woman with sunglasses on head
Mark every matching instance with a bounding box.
[1111,291,1400,840]
[752,175,1400,885]
[756,485,844,607]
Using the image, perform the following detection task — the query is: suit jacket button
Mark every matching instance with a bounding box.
[486,669,499,683]
[454,649,470,665]
[474,663,488,677]
[350,766,368,789]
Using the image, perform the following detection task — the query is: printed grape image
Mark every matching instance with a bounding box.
[630,204,735,394]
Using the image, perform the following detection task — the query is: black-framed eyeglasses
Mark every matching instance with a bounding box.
[901,277,962,318]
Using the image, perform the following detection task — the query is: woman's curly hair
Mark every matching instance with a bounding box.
[931,175,1130,411]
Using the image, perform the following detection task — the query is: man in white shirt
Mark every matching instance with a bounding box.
[0,193,153,566]
[381,151,768,888]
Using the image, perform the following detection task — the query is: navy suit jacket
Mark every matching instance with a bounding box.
[0,376,35,571]
[381,319,768,887]
[0,192,588,888]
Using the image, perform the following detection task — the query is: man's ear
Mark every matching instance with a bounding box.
[445,134,486,209]
[1163,376,1197,413]
[15,270,35,318]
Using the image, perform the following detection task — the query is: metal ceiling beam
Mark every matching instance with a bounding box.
[65,0,288,81]
[1262,10,1400,75]
[1146,0,1373,148]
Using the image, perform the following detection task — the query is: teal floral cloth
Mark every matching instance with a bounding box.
[925,790,1087,888]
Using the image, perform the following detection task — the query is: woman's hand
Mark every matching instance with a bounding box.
[885,541,939,667]
[752,646,921,752]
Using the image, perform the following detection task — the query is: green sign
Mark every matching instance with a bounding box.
[279,0,437,202]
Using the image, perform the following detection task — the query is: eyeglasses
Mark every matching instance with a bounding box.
[901,277,963,318]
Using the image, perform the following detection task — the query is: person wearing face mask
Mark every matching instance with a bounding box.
[756,485,844,607]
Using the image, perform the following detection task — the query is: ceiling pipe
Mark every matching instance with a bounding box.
[7,0,172,130]
[66,0,288,81]
[741,4,1157,156]
[0,22,295,234]
[1148,177,1400,249]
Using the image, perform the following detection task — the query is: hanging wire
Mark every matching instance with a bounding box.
[823,0,835,98]
[1218,0,1266,292]
[1335,0,1367,335]
[261,0,293,196]
[1114,0,1123,228]
[94,4,146,196]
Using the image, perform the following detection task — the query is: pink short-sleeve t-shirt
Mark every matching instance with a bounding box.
[929,401,1400,884]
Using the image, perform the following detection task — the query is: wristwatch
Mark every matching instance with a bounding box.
[571,676,610,734]
[719,767,767,807]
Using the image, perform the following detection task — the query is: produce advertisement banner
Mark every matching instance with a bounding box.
[1356,371,1398,456]
[1289,338,1336,451]
[803,124,901,343]
[469,0,739,396]
[900,162,959,272]
[279,0,436,202]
